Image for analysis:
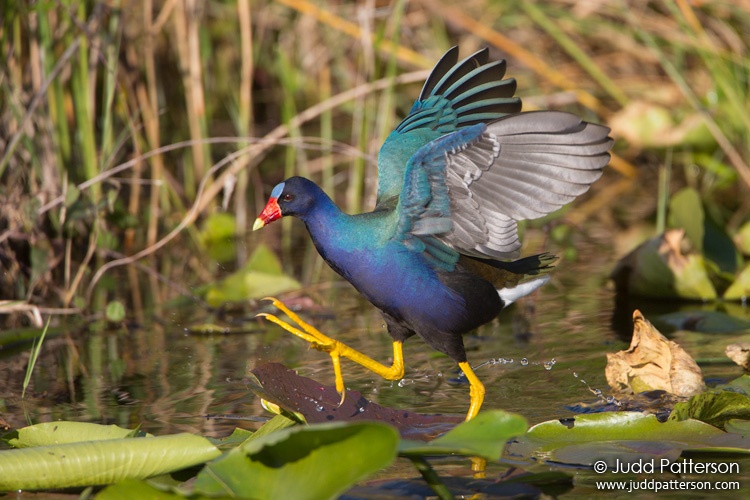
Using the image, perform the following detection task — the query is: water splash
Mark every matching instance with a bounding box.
[572,370,621,407]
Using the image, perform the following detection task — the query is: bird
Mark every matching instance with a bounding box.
[252,46,613,421]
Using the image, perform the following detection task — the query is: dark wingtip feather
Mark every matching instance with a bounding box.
[419,46,460,100]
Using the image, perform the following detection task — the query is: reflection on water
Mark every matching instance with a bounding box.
[1,237,748,441]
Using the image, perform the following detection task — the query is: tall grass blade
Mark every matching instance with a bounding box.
[22,317,51,400]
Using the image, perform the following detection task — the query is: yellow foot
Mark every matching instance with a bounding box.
[257,297,405,406]
[471,457,487,477]
[458,361,486,421]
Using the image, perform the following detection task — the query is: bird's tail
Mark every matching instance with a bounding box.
[498,274,550,306]
[459,252,557,288]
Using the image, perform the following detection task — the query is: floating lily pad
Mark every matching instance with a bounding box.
[724,419,750,437]
[6,421,148,448]
[524,412,723,445]
[718,374,750,395]
[193,421,399,500]
[654,310,750,334]
[399,410,527,460]
[97,480,189,500]
[669,390,750,430]
[0,433,221,491]
[510,412,728,468]
[550,440,683,467]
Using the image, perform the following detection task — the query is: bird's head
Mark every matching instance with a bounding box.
[253,176,320,230]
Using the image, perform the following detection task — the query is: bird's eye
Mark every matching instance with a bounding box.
[282,193,294,202]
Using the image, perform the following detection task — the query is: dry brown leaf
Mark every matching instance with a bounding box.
[725,343,750,371]
[606,310,705,396]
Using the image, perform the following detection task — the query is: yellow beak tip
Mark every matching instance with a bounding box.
[252,218,265,231]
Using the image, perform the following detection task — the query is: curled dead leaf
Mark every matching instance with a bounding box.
[606,310,705,396]
[725,343,750,371]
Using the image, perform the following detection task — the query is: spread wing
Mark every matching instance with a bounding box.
[376,47,521,207]
[393,111,613,266]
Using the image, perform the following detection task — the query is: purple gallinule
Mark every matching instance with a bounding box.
[253,47,613,420]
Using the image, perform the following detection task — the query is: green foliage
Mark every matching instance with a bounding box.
[670,392,750,430]
[0,410,529,497]
[193,422,398,500]
[670,376,750,430]
[613,187,750,301]
[105,301,126,322]
[22,317,50,399]
[204,244,301,306]
[6,421,148,448]
[399,410,527,460]
[200,212,237,264]
[0,430,221,491]
[511,412,745,468]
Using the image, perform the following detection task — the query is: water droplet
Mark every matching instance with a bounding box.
[315,405,324,412]
[543,361,553,371]
[520,358,529,366]
[573,372,579,378]
[358,407,365,413]
[593,389,602,397]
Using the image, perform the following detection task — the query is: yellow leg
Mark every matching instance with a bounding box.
[257,297,405,404]
[458,361,485,421]
[459,361,488,475]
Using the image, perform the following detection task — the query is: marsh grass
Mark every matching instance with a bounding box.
[1,0,748,326]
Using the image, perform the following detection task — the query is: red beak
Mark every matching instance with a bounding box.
[253,197,282,230]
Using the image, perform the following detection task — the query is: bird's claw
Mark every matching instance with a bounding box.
[257,298,348,406]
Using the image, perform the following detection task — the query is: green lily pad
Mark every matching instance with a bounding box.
[97,480,188,500]
[654,310,750,334]
[510,412,732,468]
[0,433,221,491]
[550,440,683,467]
[724,419,750,437]
[193,421,399,500]
[7,421,148,448]
[669,391,750,429]
[718,375,750,395]
[525,412,724,445]
[399,410,528,460]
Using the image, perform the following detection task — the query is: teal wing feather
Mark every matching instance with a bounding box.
[376,47,521,207]
[392,124,488,271]
[392,111,613,268]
